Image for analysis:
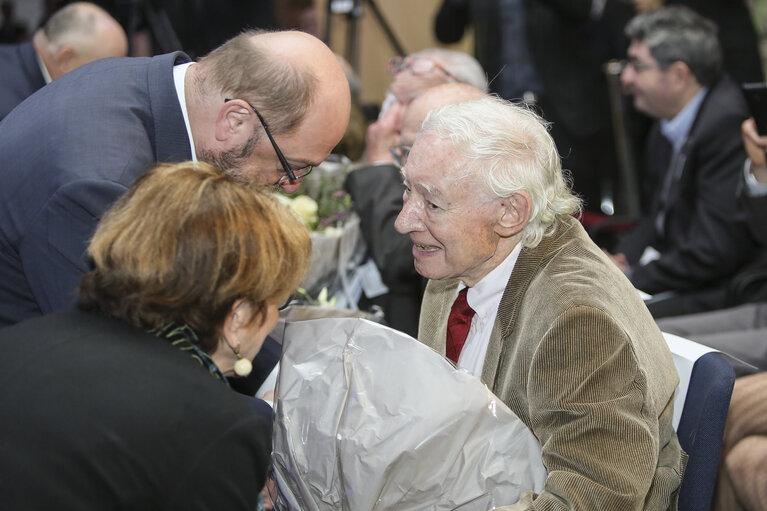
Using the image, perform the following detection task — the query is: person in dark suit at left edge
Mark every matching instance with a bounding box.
[0,1,127,121]
[0,161,311,510]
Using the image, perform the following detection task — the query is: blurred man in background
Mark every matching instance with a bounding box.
[0,1,127,120]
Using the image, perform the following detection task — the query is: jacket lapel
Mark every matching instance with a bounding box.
[480,217,576,387]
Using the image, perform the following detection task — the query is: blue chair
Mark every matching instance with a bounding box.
[664,333,736,511]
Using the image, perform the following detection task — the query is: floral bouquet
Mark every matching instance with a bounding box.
[277,156,365,307]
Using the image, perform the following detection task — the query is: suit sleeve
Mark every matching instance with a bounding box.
[345,165,418,290]
[630,120,754,294]
[743,191,767,246]
[434,0,470,44]
[500,306,667,510]
[19,179,129,313]
[534,0,595,21]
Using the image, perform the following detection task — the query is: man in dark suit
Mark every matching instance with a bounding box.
[0,1,127,120]
[655,117,767,376]
[607,6,757,318]
[0,29,351,326]
[434,0,635,213]
[633,0,764,84]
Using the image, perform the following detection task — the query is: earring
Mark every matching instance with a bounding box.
[231,346,253,377]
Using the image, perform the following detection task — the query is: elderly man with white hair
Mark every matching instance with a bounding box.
[396,96,686,510]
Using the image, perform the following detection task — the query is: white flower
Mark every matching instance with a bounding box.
[289,195,319,227]
[316,287,337,308]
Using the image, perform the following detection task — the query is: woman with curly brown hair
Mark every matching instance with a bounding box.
[0,161,311,510]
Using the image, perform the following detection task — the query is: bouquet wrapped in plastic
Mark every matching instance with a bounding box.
[276,156,365,307]
[272,317,547,510]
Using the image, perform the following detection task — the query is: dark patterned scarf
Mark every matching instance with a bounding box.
[149,322,229,387]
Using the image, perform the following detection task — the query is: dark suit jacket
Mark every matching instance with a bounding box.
[0,40,45,121]
[731,187,767,303]
[0,310,272,510]
[434,0,634,211]
[617,75,756,313]
[0,52,192,326]
[418,217,685,510]
[745,194,767,244]
[345,164,424,337]
[435,0,632,138]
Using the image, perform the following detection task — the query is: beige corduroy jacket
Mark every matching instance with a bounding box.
[418,216,687,510]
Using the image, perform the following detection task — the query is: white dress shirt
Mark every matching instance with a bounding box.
[457,243,523,378]
[173,62,197,161]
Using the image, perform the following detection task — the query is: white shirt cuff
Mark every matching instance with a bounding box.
[744,159,767,197]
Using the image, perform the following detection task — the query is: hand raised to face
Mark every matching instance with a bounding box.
[364,101,406,165]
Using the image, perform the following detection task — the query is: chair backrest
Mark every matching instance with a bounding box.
[663,333,735,511]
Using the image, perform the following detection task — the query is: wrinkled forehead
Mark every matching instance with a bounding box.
[404,133,476,185]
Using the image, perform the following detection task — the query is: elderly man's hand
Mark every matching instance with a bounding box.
[364,101,405,165]
[742,118,767,183]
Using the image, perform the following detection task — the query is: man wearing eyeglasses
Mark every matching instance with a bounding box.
[363,49,487,171]
[605,7,757,318]
[0,29,351,326]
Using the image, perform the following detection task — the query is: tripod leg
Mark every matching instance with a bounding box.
[365,0,406,56]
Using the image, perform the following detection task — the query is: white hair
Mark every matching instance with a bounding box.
[419,96,581,248]
[412,48,489,92]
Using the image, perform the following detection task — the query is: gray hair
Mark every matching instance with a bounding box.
[412,48,488,92]
[419,96,581,248]
[625,6,722,86]
[197,29,318,135]
[43,2,97,48]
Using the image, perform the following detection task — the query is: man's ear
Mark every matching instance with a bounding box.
[51,44,76,77]
[668,61,693,89]
[495,191,531,238]
[214,99,255,143]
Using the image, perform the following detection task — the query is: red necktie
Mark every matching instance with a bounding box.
[446,288,475,364]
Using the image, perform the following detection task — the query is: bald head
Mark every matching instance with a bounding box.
[188,30,351,192]
[197,30,350,136]
[400,82,486,146]
[34,2,128,80]
[254,30,351,138]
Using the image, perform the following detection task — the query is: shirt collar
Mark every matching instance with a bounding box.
[173,62,197,162]
[35,50,52,84]
[461,242,523,321]
[660,86,708,153]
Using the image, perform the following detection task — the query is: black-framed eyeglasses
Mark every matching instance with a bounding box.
[386,56,458,82]
[224,99,313,185]
[389,144,411,168]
